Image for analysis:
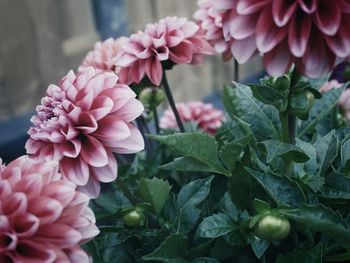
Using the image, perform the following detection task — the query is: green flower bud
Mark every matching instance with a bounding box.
[122,209,146,228]
[255,213,290,240]
[139,88,165,110]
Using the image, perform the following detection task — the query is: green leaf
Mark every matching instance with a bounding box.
[250,237,270,259]
[249,83,286,110]
[245,167,305,207]
[253,199,271,214]
[161,157,220,174]
[149,133,230,176]
[314,130,338,177]
[276,243,322,263]
[260,140,310,163]
[197,213,236,238]
[221,192,239,220]
[294,139,323,192]
[341,139,350,176]
[138,177,171,214]
[299,86,344,137]
[280,205,350,246]
[223,83,280,141]
[320,173,350,200]
[176,176,214,234]
[219,141,245,171]
[143,234,187,261]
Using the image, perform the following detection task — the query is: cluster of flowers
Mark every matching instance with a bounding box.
[1,14,226,262]
[3,0,350,260]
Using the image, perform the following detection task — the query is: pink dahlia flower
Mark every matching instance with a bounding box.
[26,68,145,198]
[0,156,99,262]
[79,37,127,73]
[194,0,235,61]
[116,16,214,86]
[160,101,225,134]
[205,0,350,77]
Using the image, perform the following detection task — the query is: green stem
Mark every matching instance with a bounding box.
[288,67,301,144]
[280,111,290,143]
[161,70,185,132]
[153,108,160,134]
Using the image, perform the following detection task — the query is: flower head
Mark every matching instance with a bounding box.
[194,0,234,60]
[198,0,350,77]
[116,16,214,86]
[26,68,144,198]
[0,156,99,262]
[160,101,225,134]
[79,37,127,73]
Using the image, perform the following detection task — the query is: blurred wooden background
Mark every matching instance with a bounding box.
[0,0,262,122]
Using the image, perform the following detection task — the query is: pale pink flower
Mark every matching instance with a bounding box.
[26,68,144,198]
[194,0,235,61]
[160,101,225,134]
[0,156,99,262]
[116,16,214,86]
[205,0,350,77]
[79,37,127,73]
[319,79,343,93]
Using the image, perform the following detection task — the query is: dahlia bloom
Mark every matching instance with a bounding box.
[199,0,350,77]
[159,101,225,134]
[26,68,144,198]
[116,16,214,86]
[319,80,350,120]
[0,156,99,262]
[194,0,233,60]
[79,37,127,73]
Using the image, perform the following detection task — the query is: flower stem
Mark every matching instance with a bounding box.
[161,70,185,132]
[287,67,301,144]
[153,108,160,133]
[234,59,239,82]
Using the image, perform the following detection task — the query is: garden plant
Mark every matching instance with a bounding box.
[2,0,350,262]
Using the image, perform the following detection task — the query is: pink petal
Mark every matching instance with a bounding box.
[90,96,114,121]
[325,17,350,58]
[2,192,28,216]
[75,112,98,134]
[36,224,82,248]
[12,173,43,200]
[117,53,137,67]
[256,7,288,53]
[296,31,336,78]
[42,180,76,208]
[236,0,270,14]
[314,1,341,36]
[29,196,63,225]
[272,0,297,27]
[169,41,194,64]
[11,213,39,238]
[228,10,257,40]
[75,87,94,111]
[91,151,118,183]
[100,84,136,112]
[230,36,257,63]
[77,176,101,199]
[15,241,56,263]
[145,58,163,86]
[80,135,109,167]
[298,0,318,13]
[114,98,144,122]
[130,60,146,84]
[60,157,89,186]
[66,246,90,263]
[94,116,131,143]
[111,124,145,154]
[263,41,292,77]
[288,12,312,57]
[59,139,81,158]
